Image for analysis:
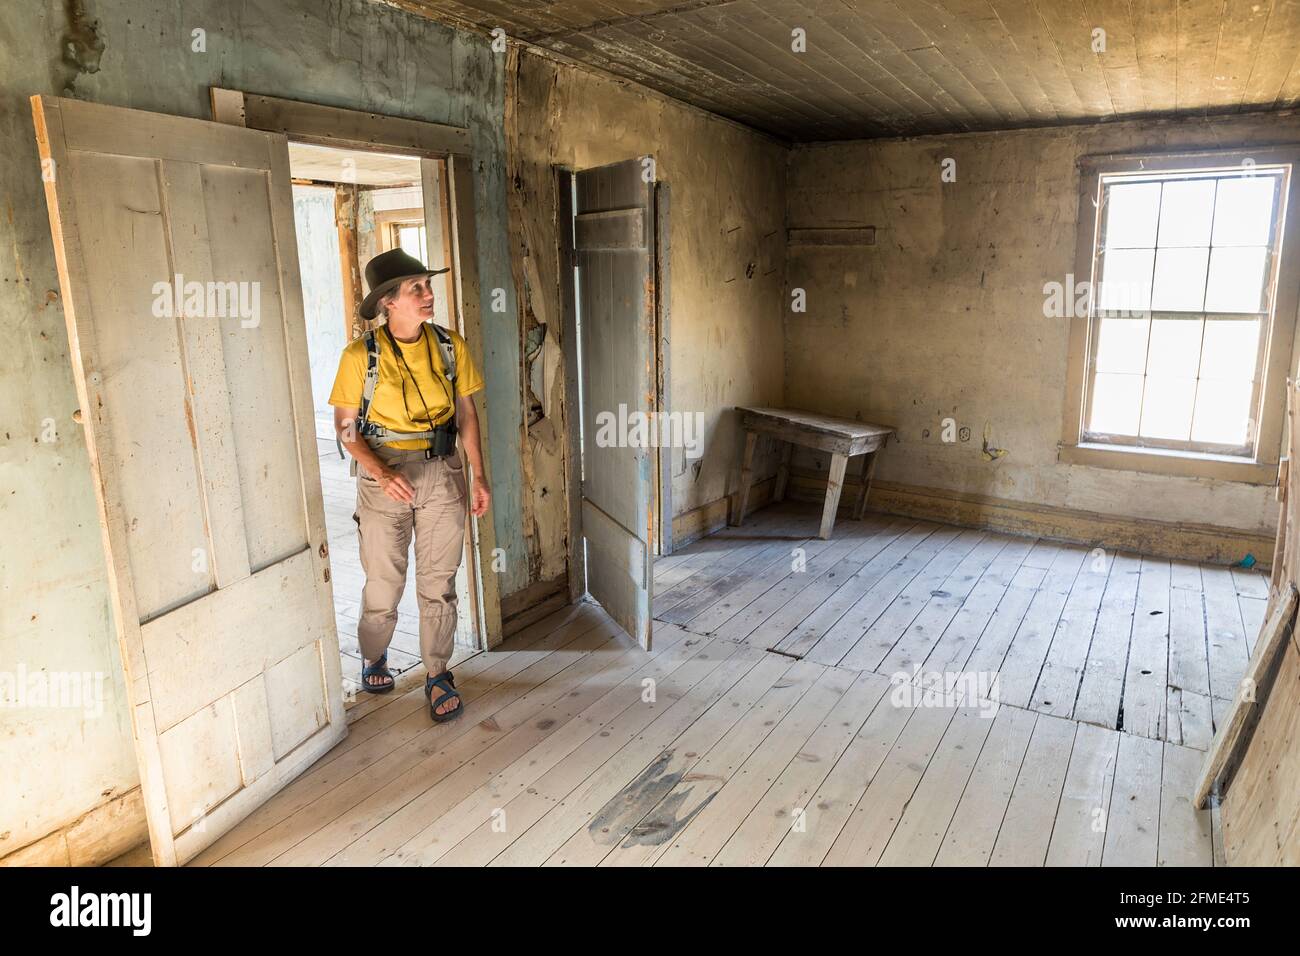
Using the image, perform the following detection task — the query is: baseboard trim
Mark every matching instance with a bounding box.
[0,787,148,867]
[786,473,1273,569]
[501,573,570,637]
[671,477,776,551]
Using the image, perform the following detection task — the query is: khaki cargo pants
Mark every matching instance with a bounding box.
[353,445,467,677]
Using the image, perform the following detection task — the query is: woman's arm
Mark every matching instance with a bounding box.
[455,394,492,517]
[334,405,415,503]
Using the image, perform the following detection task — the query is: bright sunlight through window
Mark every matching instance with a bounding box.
[1085,165,1287,457]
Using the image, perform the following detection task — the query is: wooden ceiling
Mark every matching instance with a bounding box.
[287,142,422,186]
[389,0,1300,141]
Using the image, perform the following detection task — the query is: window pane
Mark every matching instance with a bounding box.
[1150,247,1208,311]
[1157,178,1216,247]
[1200,318,1260,381]
[1098,248,1153,312]
[1212,176,1277,246]
[1140,377,1196,441]
[1093,316,1150,374]
[1204,246,1269,312]
[1104,182,1161,248]
[1191,379,1254,445]
[1146,317,1203,377]
[1089,373,1142,435]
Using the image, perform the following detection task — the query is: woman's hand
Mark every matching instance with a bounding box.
[377,468,415,504]
[470,481,491,517]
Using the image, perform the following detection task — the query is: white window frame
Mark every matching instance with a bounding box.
[1060,146,1300,485]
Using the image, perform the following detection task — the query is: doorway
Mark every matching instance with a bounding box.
[284,141,478,700]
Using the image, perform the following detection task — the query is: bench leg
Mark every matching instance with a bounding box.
[853,450,878,520]
[731,430,758,526]
[773,441,794,503]
[819,452,848,540]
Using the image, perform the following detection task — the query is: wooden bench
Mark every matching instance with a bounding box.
[730,406,894,539]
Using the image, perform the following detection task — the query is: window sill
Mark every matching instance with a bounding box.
[1058,442,1279,485]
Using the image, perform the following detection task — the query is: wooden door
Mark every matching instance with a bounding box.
[572,157,658,649]
[31,95,345,866]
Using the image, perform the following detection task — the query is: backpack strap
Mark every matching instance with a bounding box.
[359,328,381,426]
[429,322,456,393]
[338,329,380,476]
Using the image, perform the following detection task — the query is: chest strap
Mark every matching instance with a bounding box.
[338,322,459,471]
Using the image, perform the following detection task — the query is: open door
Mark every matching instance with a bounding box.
[567,157,659,649]
[31,95,346,866]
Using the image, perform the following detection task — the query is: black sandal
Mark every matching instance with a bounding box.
[360,654,395,694]
[425,670,463,722]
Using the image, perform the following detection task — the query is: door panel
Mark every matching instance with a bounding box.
[31,95,345,865]
[573,157,657,649]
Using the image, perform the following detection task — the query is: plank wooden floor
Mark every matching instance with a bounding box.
[191,501,1264,867]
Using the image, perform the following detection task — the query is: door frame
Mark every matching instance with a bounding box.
[555,163,674,612]
[210,88,503,651]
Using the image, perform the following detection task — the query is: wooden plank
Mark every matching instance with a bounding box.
[1073,552,1142,728]
[797,526,968,666]
[437,639,767,866]
[1160,742,1214,866]
[1203,565,1253,704]
[591,659,824,867]
[711,671,891,867]
[573,207,647,251]
[1101,733,1163,866]
[997,546,1088,709]
[1045,723,1119,866]
[523,657,797,866]
[231,89,471,156]
[877,704,996,865]
[1121,557,1171,740]
[922,536,1036,674]
[934,706,1037,866]
[872,534,1011,677]
[722,518,915,646]
[289,624,641,865]
[191,605,609,865]
[772,523,949,657]
[765,669,916,865]
[1194,583,1298,807]
[988,713,1075,865]
[382,626,718,865]
[651,665,856,865]
[1030,546,1112,717]
[448,153,504,647]
[820,696,962,865]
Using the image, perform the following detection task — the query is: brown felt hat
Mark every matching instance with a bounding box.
[359,248,449,320]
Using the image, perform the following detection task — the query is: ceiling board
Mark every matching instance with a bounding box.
[391,0,1300,141]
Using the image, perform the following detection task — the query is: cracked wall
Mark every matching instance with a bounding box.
[505,47,788,576]
[0,0,514,861]
[786,112,1300,539]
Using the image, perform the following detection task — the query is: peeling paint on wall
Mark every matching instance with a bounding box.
[504,46,789,582]
[0,0,514,860]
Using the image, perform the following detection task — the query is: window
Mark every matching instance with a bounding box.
[1062,148,1300,484]
[1087,167,1284,455]
[391,221,428,263]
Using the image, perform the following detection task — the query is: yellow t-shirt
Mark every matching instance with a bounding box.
[328,324,485,451]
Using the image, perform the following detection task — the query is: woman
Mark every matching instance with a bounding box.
[329,248,491,722]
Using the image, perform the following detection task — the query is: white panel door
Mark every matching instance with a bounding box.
[572,157,658,649]
[31,95,345,866]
